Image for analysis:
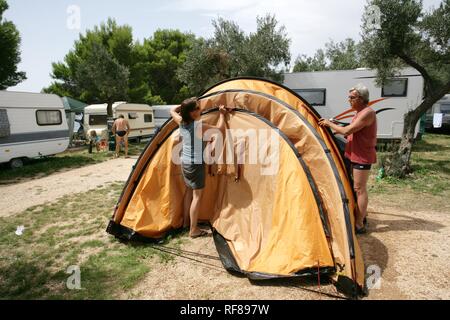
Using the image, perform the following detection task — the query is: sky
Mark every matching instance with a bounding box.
[4,0,443,93]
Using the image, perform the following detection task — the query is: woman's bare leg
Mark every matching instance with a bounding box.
[189,188,203,237]
[183,188,193,228]
[353,168,370,229]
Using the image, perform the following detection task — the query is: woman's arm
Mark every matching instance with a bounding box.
[318,111,375,136]
[170,105,182,125]
[201,105,228,137]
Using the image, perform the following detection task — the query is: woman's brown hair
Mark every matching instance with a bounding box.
[180,97,198,123]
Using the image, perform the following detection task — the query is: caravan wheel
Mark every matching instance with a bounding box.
[10,158,24,169]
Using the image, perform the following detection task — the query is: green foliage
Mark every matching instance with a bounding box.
[44,20,195,105]
[371,134,450,205]
[75,42,129,108]
[178,14,291,95]
[361,0,450,91]
[361,0,450,177]
[293,38,362,72]
[142,29,196,104]
[293,49,327,72]
[0,0,26,89]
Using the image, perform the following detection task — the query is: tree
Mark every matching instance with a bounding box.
[293,50,327,72]
[326,39,362,70]
[75,42,129,116]
[142,29,196,104]
[361,0,450,177]
[178,14,291,94]
[44,19,160,105]
[293,38,362,72]
[44,20,195,105]
[0,0,26,89]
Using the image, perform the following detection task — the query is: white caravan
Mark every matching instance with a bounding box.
[424,94,450,131]
[283,67,424,140]
[83,102,155,141]
[152,105,176,130]
[0,91,70,168]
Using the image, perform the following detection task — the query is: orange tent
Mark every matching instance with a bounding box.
[107,77,366,297]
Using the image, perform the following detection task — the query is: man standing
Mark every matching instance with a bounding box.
[318,84,377,234]
[112,114,131,158]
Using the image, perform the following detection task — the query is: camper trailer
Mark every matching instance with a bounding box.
[283,67,424,140]
[424,94,450,131]
[83,102,155,141]
[0,91,70,168]
[152,105,176,130]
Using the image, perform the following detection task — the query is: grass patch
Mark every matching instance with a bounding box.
[369,133,450,211]
[0,140,148,183]
[0,181,180,300]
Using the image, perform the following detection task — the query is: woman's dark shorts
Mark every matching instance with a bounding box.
[181,163,205,190]
[351,162,372,170]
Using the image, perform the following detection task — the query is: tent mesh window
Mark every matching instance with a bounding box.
[0,109,11,138]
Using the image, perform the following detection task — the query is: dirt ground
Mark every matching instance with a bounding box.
[0,157,137,218]
[122,201,449,300]
[2,158,449,300]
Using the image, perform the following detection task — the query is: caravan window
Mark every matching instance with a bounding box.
[144,114,153,123]
[89,115,107,126]
[36,110,62,126]
[0,109,10,138]
[440,104,450,114]
[128,112,138,119]
[293,89,326,106]
[382,79,408,97]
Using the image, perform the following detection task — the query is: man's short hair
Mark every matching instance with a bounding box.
[118,114,125,119]
[350,84,370,104]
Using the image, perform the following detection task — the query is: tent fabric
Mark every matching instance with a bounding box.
[201,77,356,215]
[107,77,366,297]
[196,89,364,287]
[62,97,88,113]
[62,97,88,145]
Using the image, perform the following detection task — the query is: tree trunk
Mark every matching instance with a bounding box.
[106,101,113,118]
[383,97,438,178]
[383,111,418,177]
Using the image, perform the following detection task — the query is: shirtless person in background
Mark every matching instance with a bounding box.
[112,115,131,158]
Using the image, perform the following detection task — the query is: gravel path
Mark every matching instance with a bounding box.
[0,157,137,217]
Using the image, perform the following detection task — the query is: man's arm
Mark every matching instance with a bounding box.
[319,110,375,136]
[111,121,116,135]
[170,105,182,125]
